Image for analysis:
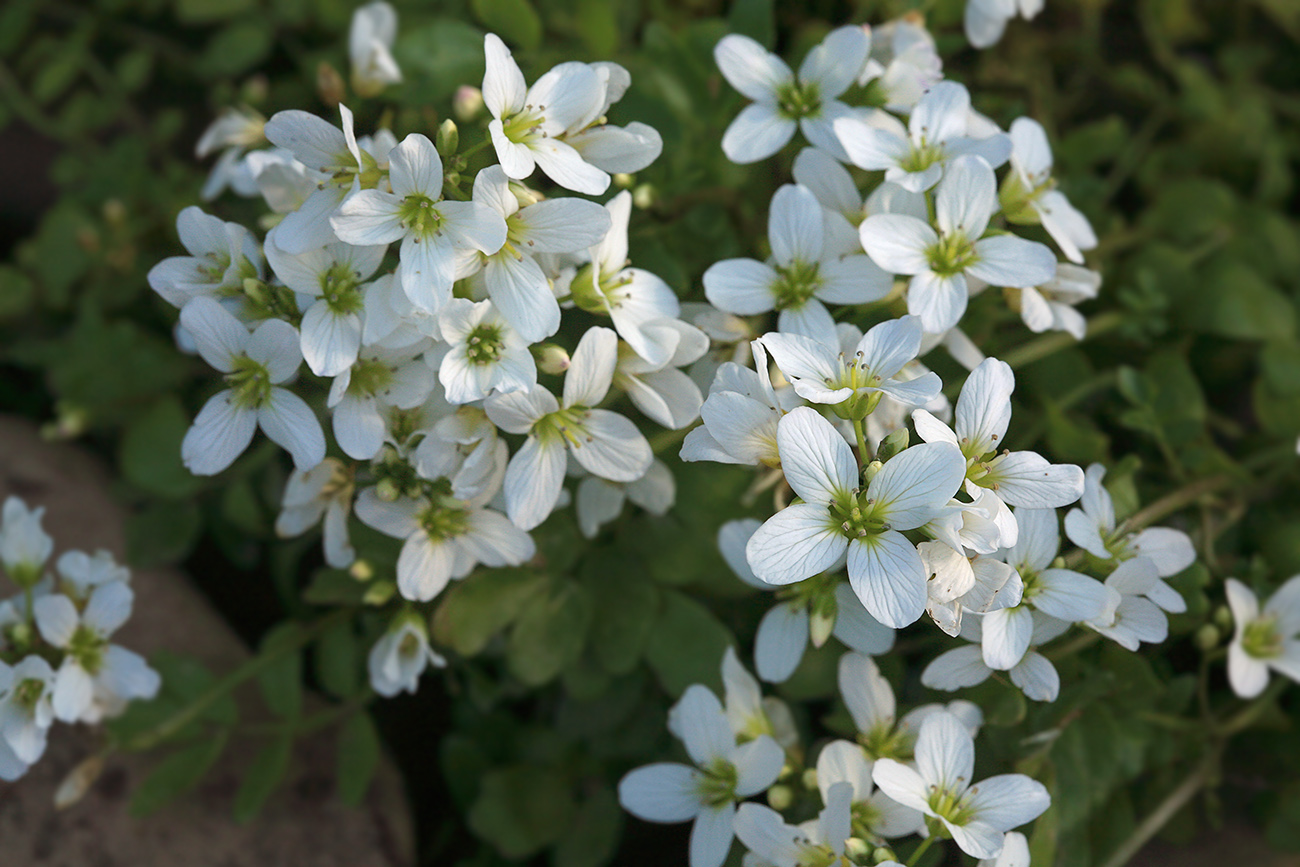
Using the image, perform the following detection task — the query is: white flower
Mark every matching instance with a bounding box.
[714,26,870,164]
[792,147,928,254]
[264,228,387,376]
[413,408,508,507]
[332,133,507,311]
[618,685,784,867]
[720,519,894,683]
[349,1,402,96]
[1,497,54,587]
[922,612,1067,702]
[559,61,664,177]
[437,297,536,404]
[1017,263,1100,339]
[195,107,266,201]
[680,341,786,467]
[0,655,55,766]
[575,460,675,539]
[747,408,966,627]
[760,315,942,417]
[486,327,653,530]
[1064,463,1195,586]
[734,782,856,867]
[263,105,366,253]
[920,539,1023,637]
[276,458,357,568]
[614,325,709,431]
[1087,557,1171,650]
[1225,576,1300,699]
[872,711,1050,859]
[147,206,263,309]
[472,165,612,342]
[482,34,612,194]
[367,615,445,697]
[718,647,798,750]
[815,739,925,838]
[354,488,534,602]
[180,297,325,474]
[860,155,1057,332]
[568,191,693,367]
[966,0,1045,50]
[54,549,130,600]
[858,18,943,112]
[913,357,1084,548]
[34,583,160,724]
[835,82,1010,194]
[704,184,891,347]
[1005,117,1096,263]
[328,343,438,461]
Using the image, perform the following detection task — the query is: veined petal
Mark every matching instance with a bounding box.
[816,739,875,804]
[1035,568,1114,623]
[985,452,1083,508]
[1008,652,1059,702]
[675,684,734,766]
[182,391,257,475]
[755,604,809,683]
[968,236,1056,288]
[909,81,971,147]
[775,407,857,504]
[747,504,846,586]
[396,534,455,602]
[769,185,825,268]
[914,711,975,793]
[703,259,778,315]
[856,315,924,381]
[733,735,785,796]
[836,116,910,172]
[504,436,567,530]
[300,304,362,377]
[618,763,702,823]
[967,774,1050,830]
[722,104,796,165]
[388,133,443,198]
[839,652,895,734]
[484,253,561,343]
[572,409,653,483]
[482,34,527,118]
[936,155,996,239]
[907,270,968,334]
[715,34,791,101]
[332,188,405,246]
[798,25,869,99]
[859,214,935,275]
[180,297,247,373]
[871,759,930,815]
[565,326,618,407]
[1130,527,1195,577]
[869,442,967,530]
[955,357,1015,455]
[981,605,1034,670]
[922,645,992,691]
[832,583,896,655]
[719,519,766,588]
[847,531,927,628]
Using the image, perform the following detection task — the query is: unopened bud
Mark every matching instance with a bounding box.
[436,118,459,157]
[375,478,401,502]
[317,62,346,107]
[800,768,819,791]
[809,605,836,649]
[613,172,634,189]
[363,579,398,606]
[861,460,883,486]
[877,428,909,462]
[54,755,104,810]
[243,277,269,307]
[534,343,571,375]
[632,182,656,209]
[349,559,374,582]
[843,838,870,860]
[872,846,899,864]
[1213,604,1234,631]
[102,199,127,226]
[453,85,484,122]
[40,401,88,442]
[766,784,793,811]
[1195,623,1221,652]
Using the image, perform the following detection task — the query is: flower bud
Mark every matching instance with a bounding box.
[534,343,571,375]
[876,428,909,462]
[872,846,899,864]
[632,182,656,209]
[453,85,484,122]
[317,61,346,108]
[766,784,793,811]
[1213,604,1234,631]
[861,460,883,486]
[436,118,459,157]
[613,172,634,189]
[349,559,375,582]
[375,477,402,502]
[364,579,398,606]
[55,755,104,810]
[1195,623,1221,651]
[844,838,871,861]
[800,767,819,791]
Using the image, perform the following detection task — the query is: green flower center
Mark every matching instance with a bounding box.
[772,259,822,311]
[320,262,365,315]
[926,231,978,278]
[1242,616,1282,660]
[695,759,739,808]
[776,81,822,120]
[225,355,274,409]
[857,721,910,761]
[418,504,470,542]
[538,406,593,449]
[348,358,396,397]
[899,141,945,174]
[927,786,977,826]
[68,625,107,675]
[13,676,47,709]
[829,490,891,540]
[502,106,546,144]
[465,323,506,365]
[398,194,446,239]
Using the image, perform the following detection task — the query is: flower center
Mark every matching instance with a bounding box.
[776,81,822,120]
[13,676,46,709]
[225,355,274,408]
[695,759,739,808]
[1242,616,1282,660]
[502,106,546,144]
[927,786,977,826]
[925,231,978,278]
[398,194,446,239]
[418,504,470,542]
[68,625,107,674]
[538,407,593,449]
[829,490,891,540]
[320,262,365,314]
[857,721,909,761]
[772,259,822,311]
[899,140,945,174]
[465,323,506,365]
[347,357,396,397]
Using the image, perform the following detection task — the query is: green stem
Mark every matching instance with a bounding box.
[1001,310,1125,369]
[118,608,353,753]
[853,417,870,466]
[906,834,935,867]
[649,425,691,456]
[1096,749,1219,867]
[239,691,374,738]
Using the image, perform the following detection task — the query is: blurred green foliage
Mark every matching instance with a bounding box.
[3,0,1300,865]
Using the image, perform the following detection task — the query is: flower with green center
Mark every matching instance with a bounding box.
[817,740,925,840]
[861,155,1056,333]
[1003,117,1096,263]
[734,782,859,867]
[349,1,402,97]
[33,581,159,725]
[277,458,358,569]
[705,184,891,347]
[746,408,966,628]
[367,612,445,698]
[332,133,506,312]
[436,298,536,404]
[835,81,1011,194]
[714,26,870,164]
[873,711,1049,860]
[326,344,436,461]
[265,230,386,376]
[619,684,784,867]
[354,487,535,603]
[0,497,53,590]
[147,206,264,309]
[179,297,325,475]
[485,327,652,531]
[0,654,55,768]
[1225,576,1300,699]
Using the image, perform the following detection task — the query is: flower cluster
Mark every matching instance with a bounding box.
[153,8,697,699]
[0,498,160,781]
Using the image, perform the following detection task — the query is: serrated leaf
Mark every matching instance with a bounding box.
[336,712,381,807]
[233,735,293,822]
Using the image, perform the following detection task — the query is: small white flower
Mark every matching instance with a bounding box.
[872,711,1050,859]
[349,1,402,96]
[860,155,1057,332]
[835,82,1010,193]
[437,297,536,404]
[747,408,966,628]
[195,107,266,201]
[714,26,870,164]
[180,297,325,474]
[147,206,263,309]
[618,684,784,867]
[1087,557,1171,650]
[0,655,56,766]
[1225,576,1300,699]
[705,184,891,347]
[1,497,54,587]
[922,612,1067,702]
[966,0,1045,50]
[367,615,446,697]
[920,539,1023,637]
[1017,262,1100,339]
[263,104,367,253]
[1005,117,1096,263]
[679,341,786,467]
[414,408,508,507]
[276,458,357,568]
[328,343,438,461]
[575,460,675,539]
[486,327,653,530]
[55,549,131,601]
[354,488,534,602]
[734,782,856,867]
[858,18,943,112]
[614,324,708,431]
[332,133,507,311]
[717,647,798,750]
[815,739,924,838]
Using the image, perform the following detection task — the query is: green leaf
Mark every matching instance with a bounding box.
[130,732,228,817]
[467,765,575,858]
[120,398,203,499]
[233,735,293,822]
[470,0,543,51]
[257,624,304,719]
[573,0,619,55]
[506,578,592,686]
[197,23,274,78]
[314,621,361,699]
[303,569,368,606]
[582,552,659,675]
[643,589,731,696]
[0,265,34,319]
[432,568,545,656]
[1181,258,1295,340]
[126,500,202,567]
[728,0,775,48]
[553,786,622,867]
[177,0,256,23]
[336,712,381,807]
[395,18,486,105]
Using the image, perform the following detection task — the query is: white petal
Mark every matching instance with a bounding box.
[733,735,785,796]
[839,651,895,734]
[259,389,326,470]
[565,326,618,407]
[798,26,869,98]
[482,34,526,119]
[34,595,79,647]
[755,604,809,683]
[831,583,896,654]
[387,133,443,198]
[955,357,1015,454]
[907,270,968,333]
[909,82,971,145]
[914,711,975,793]
[714,34,791,102]
[922,645,992,691]
[769,185,825,268]
[1008,652,1059,702]
[722,104,797,164]
[1130,527,1195,577]
[703,259,777,315]
[870,759,930,815]
[83,581,133,636]
[816,739,875,803]
[869,442,967,530]
[776,407,857,504]
[504,436,567,530]
[396,534,455,602]
[969,235,1057,288]
[968,774,1051,830]
[690,803,737,867]
[981,605,1034,670]
[572,410,653,483]
[859,214,935,275]
[746,504,846,586]
[332,188,405,246]
[1035,569,1114,623]
[180,296,247,372]
[936,155,996,239]
[675,684,734,766]
[619,763,702,823]
[182,391,257,475]
[847,531,927,628]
